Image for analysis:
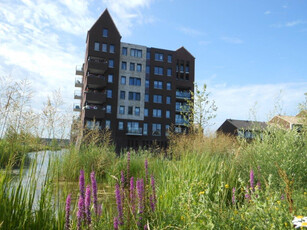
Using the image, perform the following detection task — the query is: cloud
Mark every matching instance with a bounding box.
[102,0,155,36]
[207,82,307,131]
[178,26,204,36]
[198,40,211,46]
[264,11,271,15]
[220,36,243,44]
[271,20,306,28]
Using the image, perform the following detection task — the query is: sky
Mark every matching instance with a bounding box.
[0,0,306,131]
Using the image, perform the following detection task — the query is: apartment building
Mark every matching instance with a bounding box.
[74,9,194,150]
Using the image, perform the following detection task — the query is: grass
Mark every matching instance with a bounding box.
[1,128,306,229]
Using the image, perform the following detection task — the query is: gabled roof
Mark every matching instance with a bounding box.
[270,115,303,125]
[226,119,267,130]
[175,46,195,59]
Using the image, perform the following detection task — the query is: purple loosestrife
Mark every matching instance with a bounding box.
[114,217,119,230]
[245,186,251,201]
[137,178,144,226]
[130,177,136,216]
[85,185,91,225]
[79,170,85,220]
[150,174,157,212]
[115,184,124,225]
[90,171,98,216]
[257,181,261,190]
[65,194,71,230]
[232,187,236,205]
[250,169,255,192]
[77,196,84,230]
[127,152,130,188]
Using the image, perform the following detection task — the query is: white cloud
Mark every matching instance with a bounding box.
[198,40,211,46]
[264,10,271,15]
[178,26,204,36]
[285,20,306,27]
[208,82,307,131]
[221,36,243,44]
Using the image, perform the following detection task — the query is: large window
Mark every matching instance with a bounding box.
[102,43,107,52]
[122,47,127,56]
[129,77,141,86]
[135,107,140,116]
[120,91,125,99]
[155,53,164,61]
[106,105,112,113]
[121,76,126,85]
[108,59,114,68]
[166,110,170,118]
[144,108,148,117]
[102,28,108,37]
[153,109,162,118]
[94,42,99,51]
[145,93,149,102]
[153,95,162,103]
[108,74,113,83]
[154,67,163,75]
[107,90,112,98]
[143,123,148,135]
[131,48,142,58]
[127,122,140,133]
[109,44,115,53]
[137,64,142,72]
[119,106,125,114]
[130,62,135,71]
[154,81,163,89]
[128,106,133,115]
[167,54,172,63]
[146,50,150,60]
[166,96,171,104]
[167,68,172,76]
[152,123,161,136]
[105,120,111,129]
[118,121,124,130]
[121,62,127,70]
[128,92,141,101]
[145,80,149,88]
[166,82,171,90]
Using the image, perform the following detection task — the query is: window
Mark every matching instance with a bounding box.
[167,68,172,76]
[120,91,125,99]
[165,125,170,136]
[167,55,172,63]
[152,123,161,136]
[127,122,140,133]
[145,93,149,102]
[102,43,107,52]
[119,106,125,114]
[136,64,142,72]
[108,74,113,83]
[118,121,124,130]
[122,47,127,56]
[153,109,162,118]
[103,28,108,37]
[109,59,114,68]
[135,107,140,116]
[130,62,135,71]
[180,64,184,72]
[144,108,148,117]
[166,110,170,118]
[110,44,115,53]
[143,123,148,135]
[105,120,111,129]
[94,42,99,51]
[146,50,150,59]
[146,65,150,74]
[129,77,141,86]
[121,76,126,85]
[128,92,141,101]
[106,105,112,113]
[145,80,149,88]
[166,96,171,104]
[154,81,163,89]
[107,90,112,98]
[154,67,163,75]
[153,95,162,103]
[155,53,164,61]
[128,106,133,115]
[166,82,171,90]
[121,62,127,70]
[131,48,142,58]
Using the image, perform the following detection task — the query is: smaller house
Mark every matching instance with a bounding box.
[268,113,304,132]
[217,119,267,139]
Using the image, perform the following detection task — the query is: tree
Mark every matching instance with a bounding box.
[183,83,217,133]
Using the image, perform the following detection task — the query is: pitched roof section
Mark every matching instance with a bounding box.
[88,8,121,38]
[175,46,195,59]
[227,119,267,130]
[270,115,303,125]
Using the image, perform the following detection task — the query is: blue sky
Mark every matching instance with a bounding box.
[0,0,306,131]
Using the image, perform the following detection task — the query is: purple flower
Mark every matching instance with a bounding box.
[245,186,250,201]
[150,174,157,212]
[114,217,119,230]
[97,204,102,217]
[90,171,98,216]
[232,187,236,205]
[130,177,136,216]
[77,196,84,230]
[137,178,144,226]
[85,185,91,225]
[250,169,255,192]
[144,224,148,230]
[257,181,261,190]
[65,194,71,230]
[115,184,124,225]
[79,170,85,220]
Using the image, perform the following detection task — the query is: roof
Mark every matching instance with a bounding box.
[270,115,303,125]
[226,119,267,130]
[175,46,195,59]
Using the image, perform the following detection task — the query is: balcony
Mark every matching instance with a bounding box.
[76,65,84,76]
[85,91,106,104]
[126,127,143,136]
[74,90,82,100]
[176,91,191,100]
[175,118,189,126]
[87,74,106,88]
[88,56,108,74]
[73,103,81,112]
[84,107,106,119]
[176,105,190,113]
[75,77,82,87]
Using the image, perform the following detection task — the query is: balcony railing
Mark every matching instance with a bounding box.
[88,56,108,74]
[73,103,81,112]
[85,91,106,104]
[84,107,106,119]
[76,65,84,76]
[176,91,191,99]
[126,127,143,136]
[87,74,106,88]
[74,90,82,100]
[75,77,82,87]
[176,105,190,112]
[175,119,189,125]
